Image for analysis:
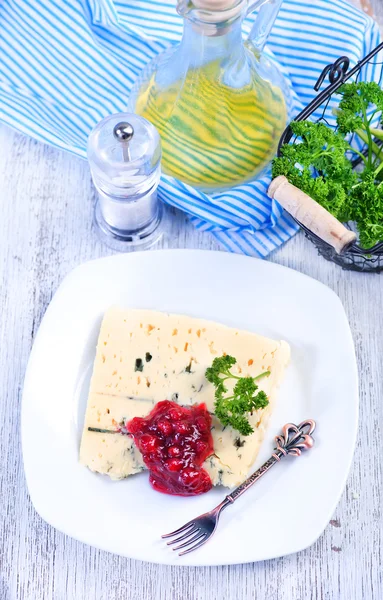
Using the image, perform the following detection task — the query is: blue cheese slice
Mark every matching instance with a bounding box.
[80,308,290,487]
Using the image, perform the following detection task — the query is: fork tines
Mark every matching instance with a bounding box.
[162,522,208,556]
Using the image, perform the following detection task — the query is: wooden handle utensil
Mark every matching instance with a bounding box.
[268,176,357,254]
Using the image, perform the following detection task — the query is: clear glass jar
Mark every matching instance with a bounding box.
[129,0,290,193]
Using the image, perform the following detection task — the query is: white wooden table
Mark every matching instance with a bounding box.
[1,10,383,592]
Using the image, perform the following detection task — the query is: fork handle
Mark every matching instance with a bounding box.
[225,454,280,503]
[223,419,316,504]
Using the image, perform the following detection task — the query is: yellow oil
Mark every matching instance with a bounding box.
[136,60,287,191]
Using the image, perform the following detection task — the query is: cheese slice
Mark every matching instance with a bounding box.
[80,308,290,487]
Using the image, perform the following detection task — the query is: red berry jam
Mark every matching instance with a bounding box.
[127,400,213,496]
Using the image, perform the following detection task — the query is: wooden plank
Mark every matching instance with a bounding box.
[349,0,383,27]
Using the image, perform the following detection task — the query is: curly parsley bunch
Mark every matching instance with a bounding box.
[272,82,383,248]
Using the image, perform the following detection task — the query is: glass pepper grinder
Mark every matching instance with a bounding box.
[87,113,164,250]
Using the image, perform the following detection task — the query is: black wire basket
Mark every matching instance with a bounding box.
[277,42,383,273]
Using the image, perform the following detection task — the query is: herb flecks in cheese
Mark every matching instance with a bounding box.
[80,393,153,479]
[80,308,290,487]
[234,437,246,448]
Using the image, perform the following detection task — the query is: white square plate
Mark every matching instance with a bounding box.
[22,250,358,566]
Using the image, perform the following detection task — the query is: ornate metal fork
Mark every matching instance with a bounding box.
[162,419,316,556]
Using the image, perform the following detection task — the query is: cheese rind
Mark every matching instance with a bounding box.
[80,308,290,487]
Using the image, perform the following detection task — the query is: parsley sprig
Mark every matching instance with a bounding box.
[205,355,270,436]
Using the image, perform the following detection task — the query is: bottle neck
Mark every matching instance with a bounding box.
[180,16,244,64]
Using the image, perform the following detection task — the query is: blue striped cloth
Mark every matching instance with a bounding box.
[0,1,382,256]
